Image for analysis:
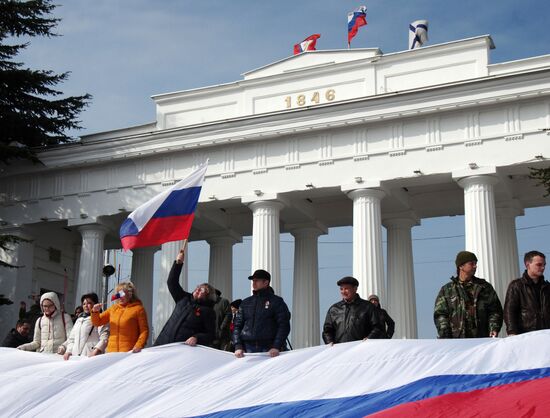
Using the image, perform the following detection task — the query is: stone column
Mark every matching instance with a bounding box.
[0,227,34,340]
[75,224,108,305]
[207,236,238,301]
[290,224,327,348]
[496,205,523,303]
[347,188,386,304]
[248,200,284,295]
[384,217,419,339]
[131,246,159,345]
[155,240,188,342]
[457,175,500,294]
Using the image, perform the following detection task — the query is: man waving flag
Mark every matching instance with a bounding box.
[347,5,367,47]
[120,162,207,250]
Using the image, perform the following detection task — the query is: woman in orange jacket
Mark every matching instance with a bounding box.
[91,282,149,353]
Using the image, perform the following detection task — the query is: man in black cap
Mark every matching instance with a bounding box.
[322,276,383,344]
[233,269,291,358]
[434,250,503,338]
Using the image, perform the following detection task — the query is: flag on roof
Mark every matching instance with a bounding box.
[119,162,207,250]
[347,5,367,47]
[3,331,550,416]
[409,20,428,49]
[294,34,321,55]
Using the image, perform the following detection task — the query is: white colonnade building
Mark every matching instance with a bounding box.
[1,36,549,346]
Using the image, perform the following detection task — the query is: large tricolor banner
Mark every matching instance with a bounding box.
[1,331,549,416]
[119,163,207,250]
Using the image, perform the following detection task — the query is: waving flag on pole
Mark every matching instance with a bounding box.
[119,162,207,250]
[409,20,428,49]
[293,34,321,55]
[347,5,367,47]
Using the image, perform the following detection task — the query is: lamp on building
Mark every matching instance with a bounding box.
[254,190,263,196]
[535,155,544,160]
[354,176,363,184]
[305,183,314,189]
[80,213,88,219]
[102,265,116,305]
[468,163,479,170]
[413,170,423,176]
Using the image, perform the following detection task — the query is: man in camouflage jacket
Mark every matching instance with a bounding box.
[434,251,503,338]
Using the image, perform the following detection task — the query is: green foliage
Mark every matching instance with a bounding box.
[529,167,550,197]
[0,0,91,164]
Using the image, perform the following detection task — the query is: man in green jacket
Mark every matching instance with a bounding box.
[434,251,503,338]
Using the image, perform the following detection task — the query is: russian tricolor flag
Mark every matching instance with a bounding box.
[347,5,367,46]
[119,163,207,250]
[2,331,550,416]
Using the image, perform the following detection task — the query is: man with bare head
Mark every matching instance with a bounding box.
[504,251,549,335]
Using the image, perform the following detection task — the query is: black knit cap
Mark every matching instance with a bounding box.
[248,269,271,281]
[337,276,359,287]
[230,299,242,309]
[455,251,478,268]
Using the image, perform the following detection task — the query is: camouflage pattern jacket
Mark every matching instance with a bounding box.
[434,276,503,338]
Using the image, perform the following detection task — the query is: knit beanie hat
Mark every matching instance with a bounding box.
[455,251,478,268]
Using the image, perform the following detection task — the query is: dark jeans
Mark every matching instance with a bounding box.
[244,342,270,353]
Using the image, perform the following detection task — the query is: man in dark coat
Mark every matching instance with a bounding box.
[434,251,503,338]
[233,269,290,358]
[368,294,395,338]
[323,276,383,344]
[212,289,230,349]
[504,250,549,335]
[2,319,31,348]
[154,249,216,347]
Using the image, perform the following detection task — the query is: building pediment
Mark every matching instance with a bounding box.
[242,49,382,80]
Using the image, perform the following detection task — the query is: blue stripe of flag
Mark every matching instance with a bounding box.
[196,367,550,418]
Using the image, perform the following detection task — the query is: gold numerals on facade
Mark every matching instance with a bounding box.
[284,89,336,109]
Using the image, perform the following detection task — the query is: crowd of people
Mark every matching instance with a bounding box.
[2,248,547,357]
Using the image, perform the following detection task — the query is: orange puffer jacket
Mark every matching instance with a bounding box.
[91,301,149,352]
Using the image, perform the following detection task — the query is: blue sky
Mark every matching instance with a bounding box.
[16,1,550,338]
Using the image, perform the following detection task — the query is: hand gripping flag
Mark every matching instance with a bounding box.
[347,5,367,47]
[119,163,207,250]
[293,34,321,55]
[409,20,428,49]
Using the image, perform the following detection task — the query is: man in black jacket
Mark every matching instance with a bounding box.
[504,250,549,335]
[323,276,383,344]
[233,269,290,358]
[154,249,216,347]
[2,319,31,348]
[368,294,395,339]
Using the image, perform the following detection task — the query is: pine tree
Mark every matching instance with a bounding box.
[0,0,91,268]
[0,0,91,164]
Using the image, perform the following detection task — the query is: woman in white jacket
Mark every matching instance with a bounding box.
[59,292,109,359]
[17,292,73,353]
